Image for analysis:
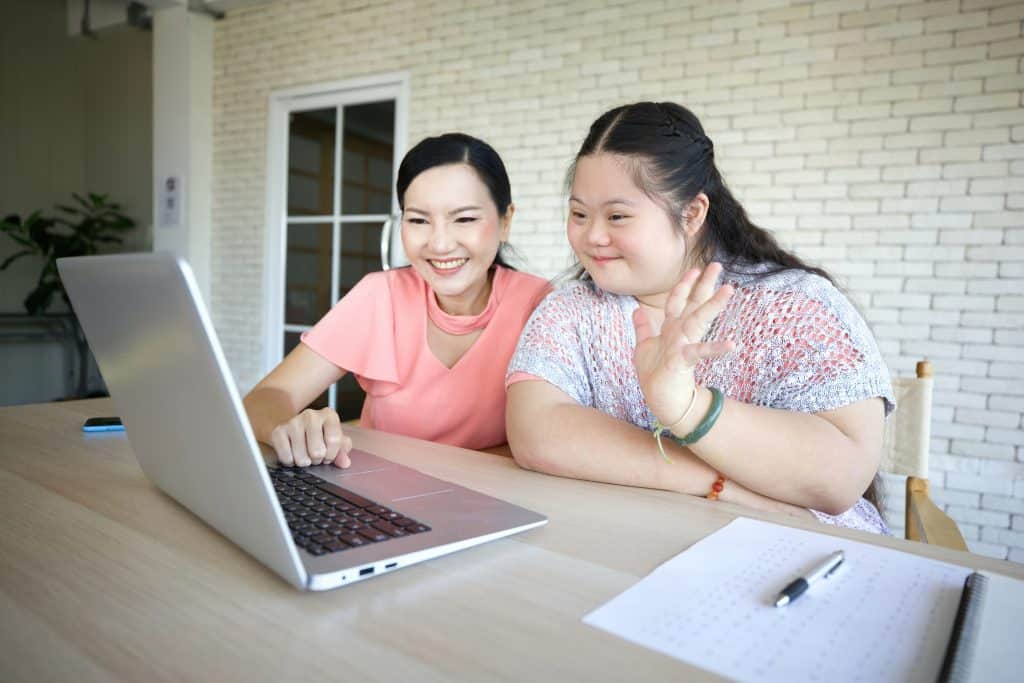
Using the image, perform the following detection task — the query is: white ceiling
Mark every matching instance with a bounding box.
[66,0,276,36]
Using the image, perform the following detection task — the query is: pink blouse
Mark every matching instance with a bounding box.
[301,266,549,450]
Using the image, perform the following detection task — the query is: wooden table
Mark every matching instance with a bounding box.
[2,399,1022,682]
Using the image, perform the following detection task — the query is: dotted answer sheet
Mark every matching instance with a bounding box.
[584,517,971,682]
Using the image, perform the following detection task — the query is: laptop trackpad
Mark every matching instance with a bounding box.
[342,467,455,504]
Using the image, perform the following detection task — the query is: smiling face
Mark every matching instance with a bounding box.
[400,163,511,315]
[568,153,689,308]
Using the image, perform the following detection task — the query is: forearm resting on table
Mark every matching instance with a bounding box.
[680,393,884,516]
[506,382,809,518]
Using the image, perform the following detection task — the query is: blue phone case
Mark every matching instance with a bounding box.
[82,423,125,433]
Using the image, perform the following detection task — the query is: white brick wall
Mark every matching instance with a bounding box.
[211,0,1024,560]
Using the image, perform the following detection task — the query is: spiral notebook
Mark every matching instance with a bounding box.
[584,518,1023,683]
[939,571,1024,683]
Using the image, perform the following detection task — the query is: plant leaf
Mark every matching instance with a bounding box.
[55,204,86,217]
[0,249,33,270]
[5,193,138,296]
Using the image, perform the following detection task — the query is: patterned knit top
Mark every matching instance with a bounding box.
[507,261,895,534]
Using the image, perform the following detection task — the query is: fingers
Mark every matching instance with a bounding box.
[279,409,318,467]
[288,418,311,467]
[664,277,735,372]
[272,409,354,469]
[633,307,653,345]
[320,410,354,469]
[681,283,733,342]
[665,262,723,325]
[270,425,294,467]
[331,437,353,468]
[684,262,723,319]
[304,410,329,466]
[321,412,342,465]
[664,268,700,321]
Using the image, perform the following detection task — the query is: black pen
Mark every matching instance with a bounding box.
[774,550,845,607]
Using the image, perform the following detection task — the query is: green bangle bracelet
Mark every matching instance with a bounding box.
[671,387,724,446]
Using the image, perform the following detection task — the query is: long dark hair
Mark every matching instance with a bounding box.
[570,101,883,512]
[396,132,515,270]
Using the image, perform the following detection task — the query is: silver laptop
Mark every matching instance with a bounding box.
[58,252,547,591]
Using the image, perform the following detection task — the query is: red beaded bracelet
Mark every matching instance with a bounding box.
[706,474,726,500]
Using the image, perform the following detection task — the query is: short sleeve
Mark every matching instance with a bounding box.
[506,284,594,407]
[301,272,400,384]
[747,286,895,415]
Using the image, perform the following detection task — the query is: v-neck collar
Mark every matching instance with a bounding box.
[426,268,503,335]
[422,267,505,371]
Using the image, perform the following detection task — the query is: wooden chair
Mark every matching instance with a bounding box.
[881,360,968,551]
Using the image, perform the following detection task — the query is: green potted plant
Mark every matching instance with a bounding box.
[1,192,137,397]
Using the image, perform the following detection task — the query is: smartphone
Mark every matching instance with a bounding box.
[82,416,125,432]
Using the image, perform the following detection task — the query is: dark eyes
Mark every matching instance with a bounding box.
[570,211,627,222]
[404,216,479,224]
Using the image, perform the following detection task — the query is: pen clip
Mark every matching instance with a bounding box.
[823,554,844,579]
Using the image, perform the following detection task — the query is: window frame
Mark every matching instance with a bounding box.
[262,72,409,383]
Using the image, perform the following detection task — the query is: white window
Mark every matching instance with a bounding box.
[264,74,408,418]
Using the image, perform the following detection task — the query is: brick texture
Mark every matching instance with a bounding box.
[211,0,1024,561]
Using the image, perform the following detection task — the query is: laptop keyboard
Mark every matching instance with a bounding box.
[269,467,431,556]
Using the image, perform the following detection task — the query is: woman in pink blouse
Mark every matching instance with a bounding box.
[245,134,549,467]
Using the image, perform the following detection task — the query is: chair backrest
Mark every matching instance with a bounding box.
[880,360,968,550]
[880,360,933,480]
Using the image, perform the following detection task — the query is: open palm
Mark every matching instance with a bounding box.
[633,263,735,429]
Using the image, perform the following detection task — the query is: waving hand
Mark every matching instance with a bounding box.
[633,262,736,430]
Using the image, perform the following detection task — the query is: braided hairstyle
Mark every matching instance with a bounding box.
[568,101,833,283]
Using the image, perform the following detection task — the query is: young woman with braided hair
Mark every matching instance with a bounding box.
[506,102,893,532]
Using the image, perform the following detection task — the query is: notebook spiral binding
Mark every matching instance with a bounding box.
[938,572,988,683]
